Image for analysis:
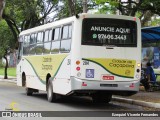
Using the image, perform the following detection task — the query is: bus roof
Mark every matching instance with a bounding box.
[19,16,76,36]
[19,13,139,37]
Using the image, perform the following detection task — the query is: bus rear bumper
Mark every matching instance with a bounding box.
[70,77,140,96]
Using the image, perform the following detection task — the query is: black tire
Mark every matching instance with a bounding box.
[22,73,26,87]
[26,88,33,96]
[47,79,58,102]
[92,93,112,103]
[23,74,38,96]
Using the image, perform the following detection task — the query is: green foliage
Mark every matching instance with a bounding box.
[0,20,14,57]
[36,46,43,54]
[1,0,60,50]
[51,49,59,53]
[57,0,83,19]
[4,0,59,30]
[93,0,118,14]
[0,59,4,68]
[93,0,160,27]
[57,0,96,19]
[150,19,160,26]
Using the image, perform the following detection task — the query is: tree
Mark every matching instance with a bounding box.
[57,0,83,18]
[68,0,76,16]
[2,0,59,47]
[83,0,87,13]
[57,0,95,19]
[0,0,5,19]
[0,20,15,79]
[1,0,59,79]
[150,15,160,26]
[93,0,160,27]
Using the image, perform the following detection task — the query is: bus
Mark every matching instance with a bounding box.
[17,13,141,103]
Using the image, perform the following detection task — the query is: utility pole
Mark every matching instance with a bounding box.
[83,0,87,13]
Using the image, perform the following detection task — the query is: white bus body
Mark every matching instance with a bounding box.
[17,14,141,103]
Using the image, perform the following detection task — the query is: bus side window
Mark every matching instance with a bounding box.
[44,30,52,54]
[49,29,52,41]
[36,31,44,54]
[18,42,23,60]
[51,27,60,53]
[23,35,30,55]
[60,24,72,53]
[62,26,68,39]
[44,30,49,42]
[29,33,37,55]
[68,25,72,38]
[18,36,23,60]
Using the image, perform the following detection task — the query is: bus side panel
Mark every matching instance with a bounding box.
[52,55,71,95]
[21,57,46,91]
[18,54,71,94]
[17,61,22,86]
[70,19,82,78]
[20,54,70,91]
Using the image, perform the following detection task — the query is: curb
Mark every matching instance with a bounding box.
[112,96,160,109]
[0,77,17,83]
[0,79,17,83]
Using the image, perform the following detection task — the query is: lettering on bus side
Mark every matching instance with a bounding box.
[109,59,134,68]
[90,26,130,41]
[43,57,52,62]
[42,64,53,70]
[42,57,53,70]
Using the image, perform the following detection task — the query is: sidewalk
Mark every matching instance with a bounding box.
[113,92,160,109]
[0,76,160,109]
[0,75,17,83]
[113,86,160,109]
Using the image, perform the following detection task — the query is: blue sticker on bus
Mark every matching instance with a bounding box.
[86,69,94,78]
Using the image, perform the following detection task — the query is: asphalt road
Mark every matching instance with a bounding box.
[0,81,150,111]
[0,81,160,120]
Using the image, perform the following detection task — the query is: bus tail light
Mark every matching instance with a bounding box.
[82,82,87,86]
[76,67,80,71]
[137,63,141,67]
[129,83,134,88]
[76,60,80,65]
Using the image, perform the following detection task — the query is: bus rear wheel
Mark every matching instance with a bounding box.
[92,93,112,103]
[47,80,59,102]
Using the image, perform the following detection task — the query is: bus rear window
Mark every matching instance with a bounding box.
[82,18,137,47]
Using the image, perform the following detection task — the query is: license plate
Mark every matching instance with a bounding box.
[102,75,114,80]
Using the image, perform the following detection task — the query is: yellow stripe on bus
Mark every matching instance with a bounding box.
[24,54,68,83]
[83,58,136,78]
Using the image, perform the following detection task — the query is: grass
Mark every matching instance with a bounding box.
[0,67,16,77]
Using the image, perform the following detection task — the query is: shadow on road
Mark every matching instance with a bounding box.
[20,92,129,110]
